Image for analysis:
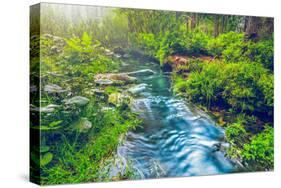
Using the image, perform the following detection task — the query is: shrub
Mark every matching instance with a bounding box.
[243,126,274,170]
[186,31,210,55]
[247,39,274,70]
[156,31,188,64]
[207,32,244,56]
[179,62,225,108]
[225,122,248,159]
[175,62,273,114]
[221,41,247,62]
[226,123,247,146]
[137,33,159,57]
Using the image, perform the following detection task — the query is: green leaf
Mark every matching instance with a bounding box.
[31,125,61,131]
[40,152,53,166]
[49,120,63,127]
[40,146,50,153]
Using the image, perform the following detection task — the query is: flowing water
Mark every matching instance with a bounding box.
[116,56,235,179]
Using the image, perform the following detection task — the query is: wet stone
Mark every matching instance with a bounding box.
[64,96,89,106]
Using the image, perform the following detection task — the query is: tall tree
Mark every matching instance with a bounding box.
[190,13,197,30]
[244,16,273,40]
[213,15,219,37]
[244,16,262,40]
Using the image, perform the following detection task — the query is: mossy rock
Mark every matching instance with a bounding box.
[70,117,92,133]
[108,92,132,107]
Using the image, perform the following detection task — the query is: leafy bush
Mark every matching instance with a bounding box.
[225,122,248,159]
[186,31,210,55]
[207,32,273,71]
[175,62,224,108]
[136,33,160,59]
[207,32,244,56]
[137,30,188,64]
[247,39,274,70]
[243,126,274,170]
[156,31,188,64]
[226,123,248,145]
[175,62,273,114]
[221,41,247,62]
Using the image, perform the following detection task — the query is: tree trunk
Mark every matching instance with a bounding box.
[190,13,197,30]
[213,15,219,37]
[244,16,262,41]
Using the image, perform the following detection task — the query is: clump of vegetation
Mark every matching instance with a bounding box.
[242,126,274,170]
[174,62,273,115]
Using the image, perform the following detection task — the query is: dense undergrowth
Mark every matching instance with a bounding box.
[30,33,141,184]
[30,4,274,184]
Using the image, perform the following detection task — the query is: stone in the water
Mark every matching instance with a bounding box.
[47,71,62,77]
[71,117,92,133]
[95,79,114,85]
[126,69,155,76]
[43,34,53,39]
[40,104,60,113]
[50,46,60,54]
[128,84,148,94]
[53,36,64,44]
[105,49,114,56]
[123,54,131,58]
[94,73,137,86]
[44,84,66,94]
[64,96,89,106]
[92,88,105,94]
[115,54,122,58]
[121,62,129,66]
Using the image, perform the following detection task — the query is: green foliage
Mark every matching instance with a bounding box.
[247,39,274,70]
[225,122,248,159]
[104,86,119,94]
[207,32,244,56]
[41,108,140,185]
[137,33,160,57]
[175,62,273,114]
[207,32,273,71]
[226,123,247,145]
[137,30,188,64]
[174,62,224,108]
[40,152,53,166]
[38,31,141,184]
[96,11,130,48]
[186,31,211,55]
[35,5,274,182]
[243,126,274,170]
[187,59,205,72]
